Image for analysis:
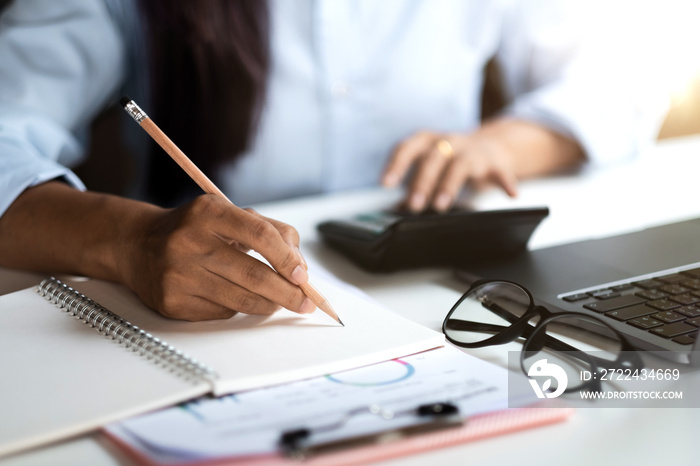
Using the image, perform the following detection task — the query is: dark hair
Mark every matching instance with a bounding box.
[138,0,269,205]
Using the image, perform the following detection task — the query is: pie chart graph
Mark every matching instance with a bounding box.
[325,359,416,387]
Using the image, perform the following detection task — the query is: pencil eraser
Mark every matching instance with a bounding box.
[119,96,132,108]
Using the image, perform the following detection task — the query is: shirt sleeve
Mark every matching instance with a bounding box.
[0,0,125,217]
[495,0,669,166]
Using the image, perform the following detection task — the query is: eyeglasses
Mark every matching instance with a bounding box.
[442,279,644,395]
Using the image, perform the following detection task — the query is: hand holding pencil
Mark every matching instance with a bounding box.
[119,96,342,325]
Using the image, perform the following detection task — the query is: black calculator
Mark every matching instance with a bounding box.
[317,206,549,272]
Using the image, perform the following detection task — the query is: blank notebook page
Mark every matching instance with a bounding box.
[70,274,445,395]
[0,287,208,457]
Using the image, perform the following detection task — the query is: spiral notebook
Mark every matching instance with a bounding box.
[0,275,443,458]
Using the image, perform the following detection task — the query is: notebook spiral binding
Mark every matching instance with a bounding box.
[37,277,219,384]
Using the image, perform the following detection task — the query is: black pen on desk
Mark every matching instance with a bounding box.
[119,96,343,326]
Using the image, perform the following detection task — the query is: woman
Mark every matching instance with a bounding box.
[0,0,664,320]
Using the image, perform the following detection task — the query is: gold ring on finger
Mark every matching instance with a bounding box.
[435,139,454,159]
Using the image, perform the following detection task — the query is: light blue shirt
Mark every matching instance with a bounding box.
[0,0,666,215]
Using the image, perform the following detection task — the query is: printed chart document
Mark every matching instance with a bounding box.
[106,345,534,463]
[0,267,443,458]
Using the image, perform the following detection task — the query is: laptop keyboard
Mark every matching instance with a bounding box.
[561,268,700,346]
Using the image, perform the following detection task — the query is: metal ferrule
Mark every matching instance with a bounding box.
[124,100,148,123]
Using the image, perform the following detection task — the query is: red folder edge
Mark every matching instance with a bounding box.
[103,403,575,466]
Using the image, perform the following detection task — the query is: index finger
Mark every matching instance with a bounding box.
[244,208,300,248]
[245,208,308,270]
[382,131,435,187]
[197,196,308,287]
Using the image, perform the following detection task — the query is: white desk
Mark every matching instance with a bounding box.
[3,135,700,465]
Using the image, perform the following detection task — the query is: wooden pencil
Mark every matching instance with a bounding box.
[120,96,342,326]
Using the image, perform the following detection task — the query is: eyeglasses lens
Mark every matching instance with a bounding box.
[444,281,531,345]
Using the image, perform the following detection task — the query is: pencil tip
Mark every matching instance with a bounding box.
[317,300,343,326]
[119,96,131,108]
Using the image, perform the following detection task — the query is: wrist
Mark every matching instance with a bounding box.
[100,196,165,288]
[474,118,585,178]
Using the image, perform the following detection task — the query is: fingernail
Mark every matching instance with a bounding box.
[383,173,399,187]
[409,192,426,211]
[434,192,451,211]
[299,298,316,314]
[296,247,308,270]
[291,265,308,285]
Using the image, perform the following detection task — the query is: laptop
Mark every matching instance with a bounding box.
[458,216,700,366]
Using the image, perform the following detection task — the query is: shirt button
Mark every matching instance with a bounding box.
[330,80,351,98]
